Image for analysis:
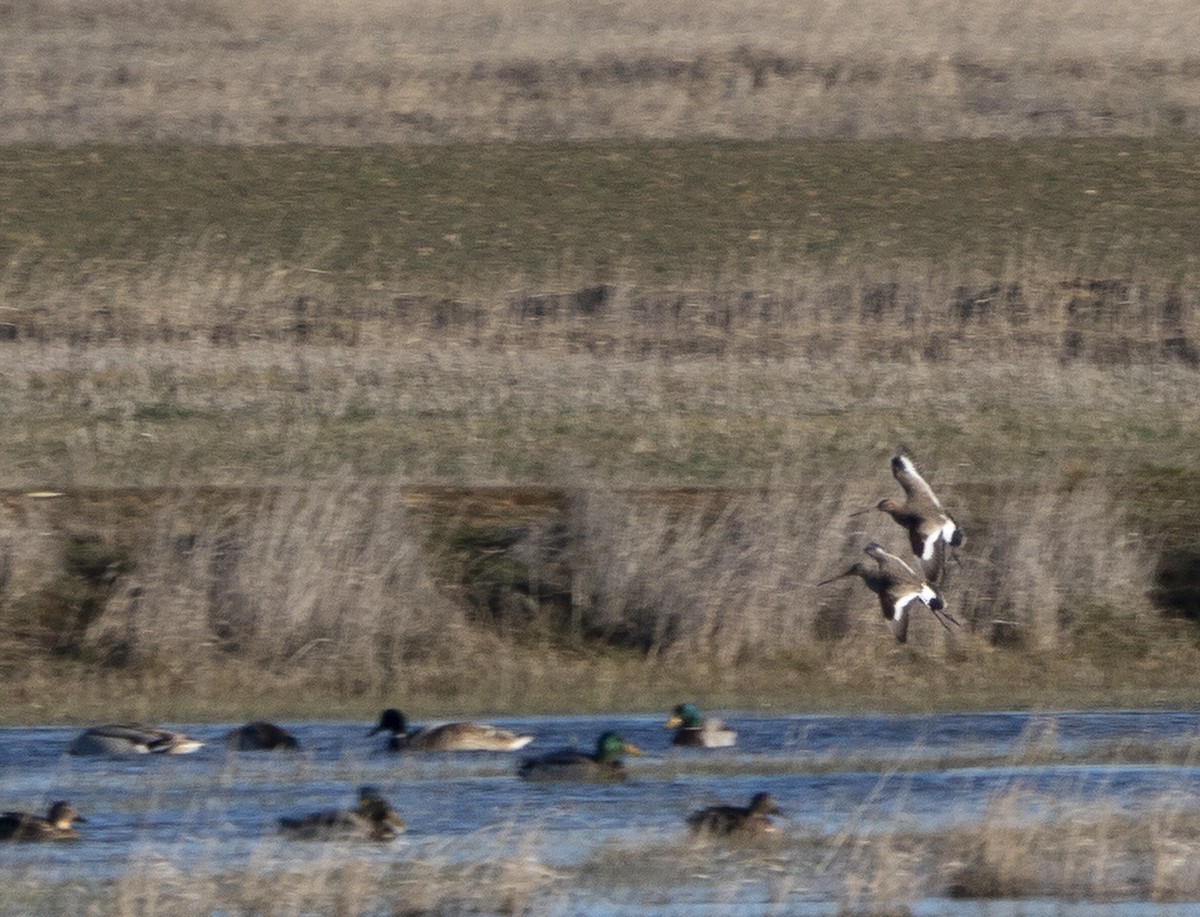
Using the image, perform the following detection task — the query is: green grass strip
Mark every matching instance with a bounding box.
[3,139,1199,286]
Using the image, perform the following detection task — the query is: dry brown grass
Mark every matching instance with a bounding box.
[0,455,1172,717]
[3,0,1200,143]
[944,785,1200,902]
[0,251,1192,712]
[3,841,564,917]
[2,0,1200,713]
[6,249,1199,364]
[81,481,472,689]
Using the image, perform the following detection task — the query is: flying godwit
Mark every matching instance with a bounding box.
[818,542,958,643]
[865,453,964,585]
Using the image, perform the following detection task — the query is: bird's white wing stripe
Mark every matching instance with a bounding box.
[920,534,938,561]
[888,551,922,578]
[895,455,943,507]
[892,590,922,618]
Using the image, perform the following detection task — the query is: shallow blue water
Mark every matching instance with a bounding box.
[2,710,1200,912]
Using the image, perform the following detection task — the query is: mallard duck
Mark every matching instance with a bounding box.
[0,801,87,841]
[278,786,404,841]
[687,792,782,836]
[664,703,737,748]
[225,721,300,751]
[67,723,204,756]
[517,731,643,781]
[369,708,533,752]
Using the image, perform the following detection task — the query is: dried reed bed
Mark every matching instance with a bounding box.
[5,252,1199,366]
[3,0,1200,143]
[82,482,472,690]
[0,469,1149,686]
[3,340,1196,474]
[562,478,1159,660]
[943,784,1200,902]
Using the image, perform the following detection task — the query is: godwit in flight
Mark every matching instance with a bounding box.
[819,542,958,643]
[865,453,964,585]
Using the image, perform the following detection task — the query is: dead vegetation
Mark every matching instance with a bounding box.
[0,465,1170,709]
[4,252,1200,363]
[944,786,1200,903]
[3,0,1200,143]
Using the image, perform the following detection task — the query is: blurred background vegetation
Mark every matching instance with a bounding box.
[1,0,1198,720]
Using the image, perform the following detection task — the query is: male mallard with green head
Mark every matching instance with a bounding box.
[369,708,533,752]
[0,801,87,841]
[517,731,643,781]
[664,703,737,748]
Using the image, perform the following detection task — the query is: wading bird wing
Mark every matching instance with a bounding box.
[916,525,948,584]
[892,455,943,508]
[868,543,921,581]
[881,592,912,643]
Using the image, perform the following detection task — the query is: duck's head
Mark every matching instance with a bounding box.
[356,786,405,830]
[595,731,643,762]
[664,703,703,729]
[368,708,407,737]
[748,793,782,816]
[47,801,87,829]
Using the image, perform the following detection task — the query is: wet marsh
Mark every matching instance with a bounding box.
[4,711,1200,915]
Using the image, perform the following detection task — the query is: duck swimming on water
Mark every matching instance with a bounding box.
[278,786,404,841]
[225,721,300,751]
[67,724,204,756]
[664,703,737,748]
[687,792,782,836]
[517,731,643,782]
[0,801,87,841]
[369,708,534,752]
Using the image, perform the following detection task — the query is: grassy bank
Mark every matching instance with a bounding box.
[0,140,1199,716]
[1,475,1197,724]
[4,141,1200,291]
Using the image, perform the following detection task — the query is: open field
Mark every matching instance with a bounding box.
[1,139,1199,716]
[1,0,1200,714]
[4,141,1200,294]
[3,0,1200,144]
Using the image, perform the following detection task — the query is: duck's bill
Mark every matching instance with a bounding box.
[623,742,645,756]
[663,715,683,729]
